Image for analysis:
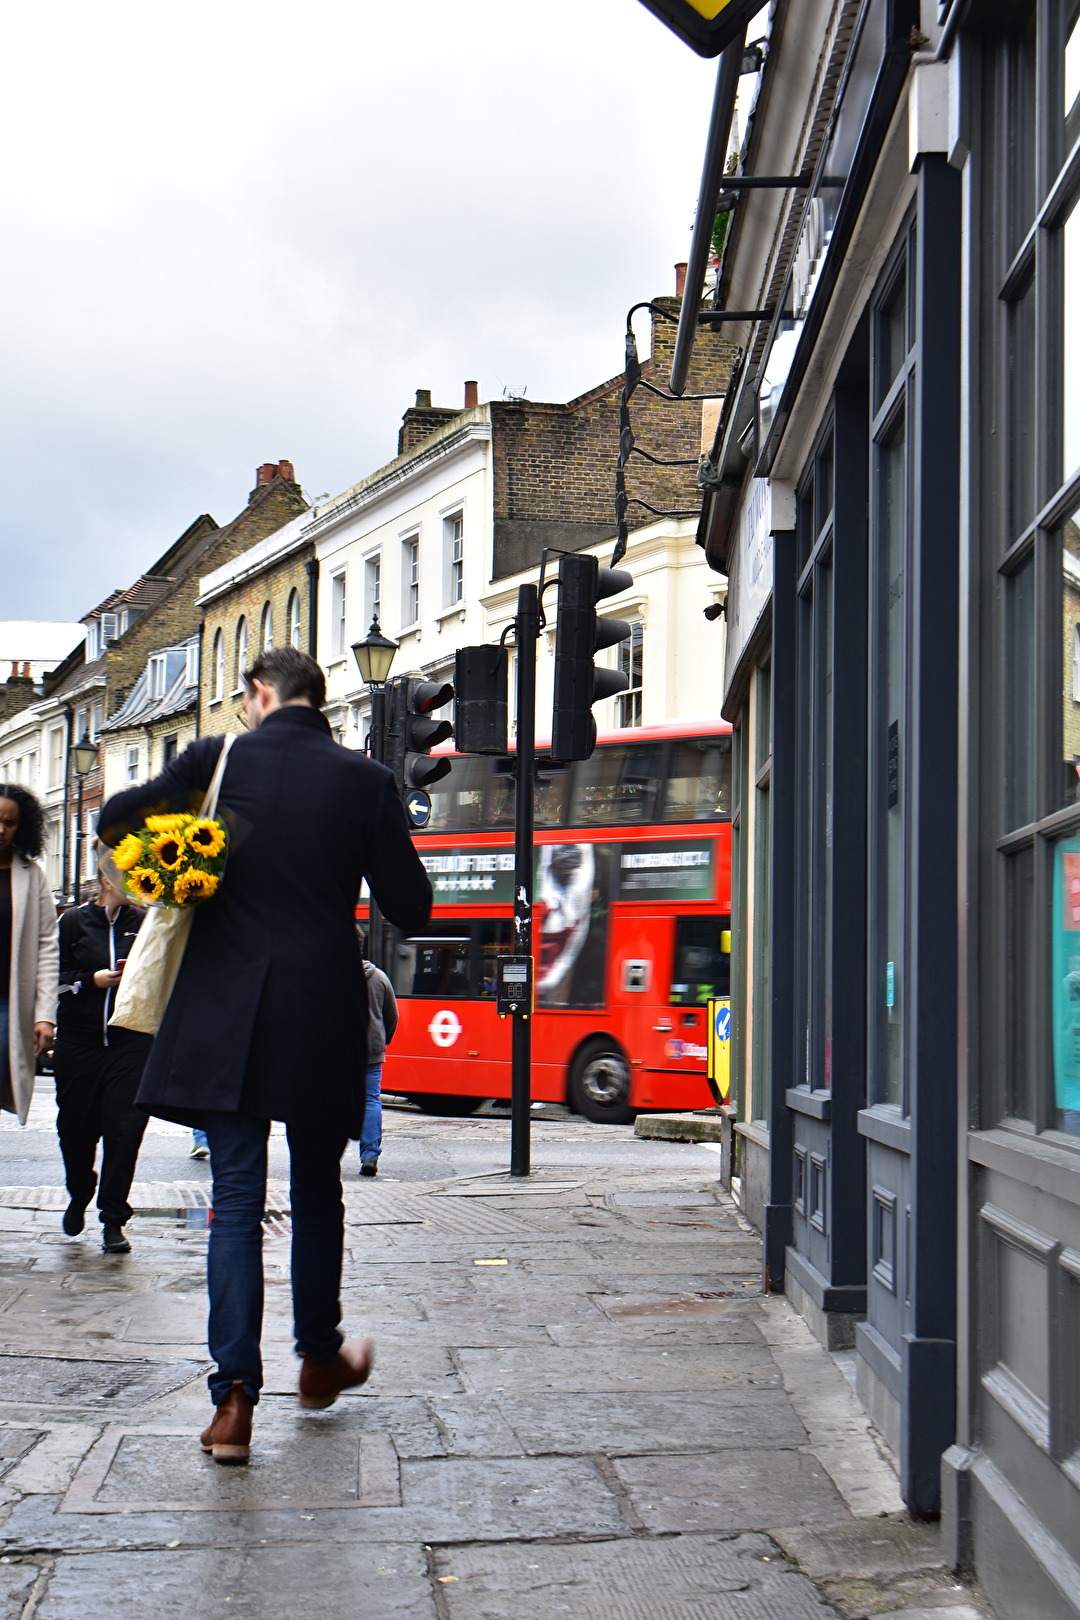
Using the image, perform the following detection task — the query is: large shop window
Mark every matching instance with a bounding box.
[751,664,772,1124]
[869,230,915,1112]
[795,429,835,1090]
[993,10,1080,1140]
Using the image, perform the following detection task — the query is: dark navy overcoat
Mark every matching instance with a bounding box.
[98,705,432,1138]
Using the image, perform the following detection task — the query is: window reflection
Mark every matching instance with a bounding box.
[1061,513,1080,808]
[1065,204,1079,484]
[427,757,488,833]
[664,738,732,821]
[1007,553,1036,825]
[488,761,569,828]
[1052,835,1080,1136]
[571,744,661,825]
[670,915,730,1004]
[393,929,472,998]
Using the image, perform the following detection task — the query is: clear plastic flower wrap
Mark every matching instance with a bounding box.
[102,813,229,908]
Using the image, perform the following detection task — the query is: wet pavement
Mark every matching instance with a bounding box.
[0,1089,994,1618]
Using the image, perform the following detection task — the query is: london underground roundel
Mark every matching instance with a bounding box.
[428,1009,462,1049]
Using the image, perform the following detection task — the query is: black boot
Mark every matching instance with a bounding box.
[62,1172,98,1237]
[102,1223,131,1254]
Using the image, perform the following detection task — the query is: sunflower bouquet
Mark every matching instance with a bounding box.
[110,813,228,908]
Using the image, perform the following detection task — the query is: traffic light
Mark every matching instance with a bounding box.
[454,645,508,754]
[387,674,454,793]
[551,553,633,760]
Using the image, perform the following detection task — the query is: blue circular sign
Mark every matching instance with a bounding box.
[715,1005,731,1042]
[405,788,432,829]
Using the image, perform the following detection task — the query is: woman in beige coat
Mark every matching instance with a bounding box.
[0,787,59,1124]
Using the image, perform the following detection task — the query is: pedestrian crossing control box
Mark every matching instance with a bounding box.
[496,955,533,1018]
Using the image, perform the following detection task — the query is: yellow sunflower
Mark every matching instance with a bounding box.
[127,867,164,903]
[145,814,187,834]
[112,834,144,872]
[149,832,185,870]
[183,819,226,860]
[173,869,219,906]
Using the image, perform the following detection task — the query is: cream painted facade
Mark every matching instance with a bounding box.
[308,406,726,743]
[0,694,69,893]
[312,410,492,744]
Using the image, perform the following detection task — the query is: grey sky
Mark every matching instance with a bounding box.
[1,0,716,621]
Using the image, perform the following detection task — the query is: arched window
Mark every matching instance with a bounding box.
[212,629,225,702]
[235,616,248,689]
[287,589,302,649]
[260,602,273,651]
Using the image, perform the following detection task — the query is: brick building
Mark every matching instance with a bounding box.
[305,270,737,745]
[196,492,314,739]
[0,462,306,898]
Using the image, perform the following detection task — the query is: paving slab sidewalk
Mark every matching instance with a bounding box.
[0,1115,996,1619]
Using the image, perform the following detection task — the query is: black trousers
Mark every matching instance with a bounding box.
[54,1033,152,1226]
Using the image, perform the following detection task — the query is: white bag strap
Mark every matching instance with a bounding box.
[199,733,235,818]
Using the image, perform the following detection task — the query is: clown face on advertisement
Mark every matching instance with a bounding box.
[537,843,610,1007]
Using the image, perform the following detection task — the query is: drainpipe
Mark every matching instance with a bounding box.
[62,706,74,903]
[195,623,204,738]
[306,554,319,659]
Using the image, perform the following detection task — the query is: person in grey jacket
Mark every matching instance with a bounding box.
[358,956,397,1177]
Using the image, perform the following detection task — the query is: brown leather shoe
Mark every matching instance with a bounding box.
[298,1338,374,1409]
[200,1382,254,1464]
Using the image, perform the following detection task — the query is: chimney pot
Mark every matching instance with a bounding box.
[464,380,479,409]
[278,459,295,482]
[256,462,276,486]
[675,262,688,298]
[415,389,432,408]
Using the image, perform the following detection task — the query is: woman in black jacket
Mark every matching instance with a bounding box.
[54,866,152,1253]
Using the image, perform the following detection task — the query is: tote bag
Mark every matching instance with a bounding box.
[109,734,235,1037]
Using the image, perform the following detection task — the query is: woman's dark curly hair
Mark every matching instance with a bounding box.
[0,784,46,859]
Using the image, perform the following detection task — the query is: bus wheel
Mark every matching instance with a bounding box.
[568,1040,634,1125]
[406,1095,486,1117]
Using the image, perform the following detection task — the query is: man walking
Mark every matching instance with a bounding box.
[100,648,432,1464]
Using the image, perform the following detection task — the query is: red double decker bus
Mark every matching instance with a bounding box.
[369,721,731,1124]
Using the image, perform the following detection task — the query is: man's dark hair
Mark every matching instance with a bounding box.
[0,784,45,858]
[245,646,326,708]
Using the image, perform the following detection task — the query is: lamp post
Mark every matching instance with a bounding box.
[352,616,399,969]
[72,732,98,905]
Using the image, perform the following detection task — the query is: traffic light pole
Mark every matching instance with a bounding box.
[510,583,537,1177]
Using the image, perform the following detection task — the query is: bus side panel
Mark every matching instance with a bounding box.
[605,910,713,1111]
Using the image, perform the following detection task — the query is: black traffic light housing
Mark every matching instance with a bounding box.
[387,674,454,793]
[551,553,633,761]
[454,645,508,754]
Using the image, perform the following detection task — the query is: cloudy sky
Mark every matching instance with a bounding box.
[1,0,717,622]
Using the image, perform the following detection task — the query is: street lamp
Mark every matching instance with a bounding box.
[352,616,399,691]
[352,616,399,969]
[72,732,98,904]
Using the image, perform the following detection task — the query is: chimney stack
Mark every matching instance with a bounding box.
[464,380,478,409]
[255,463,276,487]
[675,262,688,298]
[277,459,295,483]
[415,389,432,408]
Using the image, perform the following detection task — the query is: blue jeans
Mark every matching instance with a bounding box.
[358,1064,383,1163]
[202,1111,348,1405]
